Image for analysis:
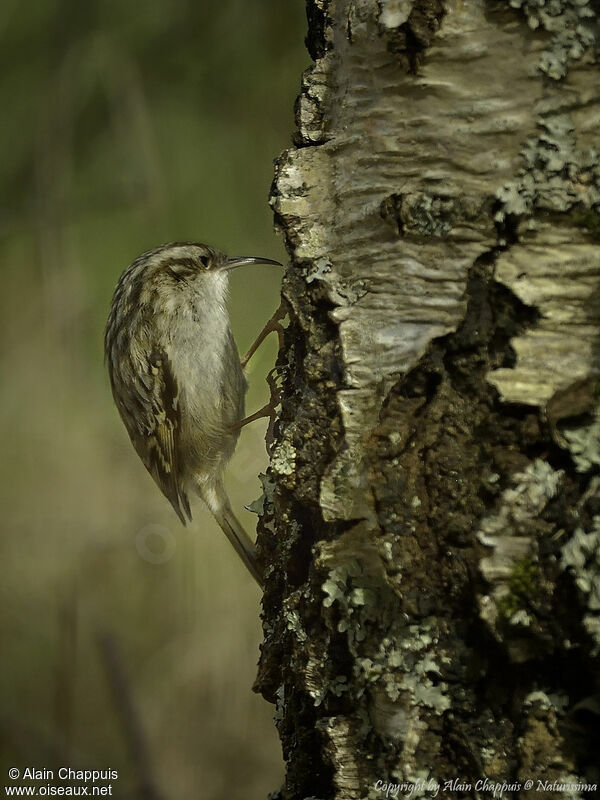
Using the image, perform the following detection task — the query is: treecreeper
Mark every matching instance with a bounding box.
[104,242,283,587]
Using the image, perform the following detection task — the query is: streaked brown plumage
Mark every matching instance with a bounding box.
[104,242,281,586]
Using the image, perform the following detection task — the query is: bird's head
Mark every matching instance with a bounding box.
[133,242,282,287]
[106,242,282,340]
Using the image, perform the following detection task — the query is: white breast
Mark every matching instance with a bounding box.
[166,271,231,431]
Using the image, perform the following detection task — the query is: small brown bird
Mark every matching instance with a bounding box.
[104,242,282,586]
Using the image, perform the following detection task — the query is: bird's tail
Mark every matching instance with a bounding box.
[205,482,262,587]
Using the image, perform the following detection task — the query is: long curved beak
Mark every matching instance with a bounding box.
[222,255,283,271]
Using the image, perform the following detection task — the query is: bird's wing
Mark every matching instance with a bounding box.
[117,348,192,524]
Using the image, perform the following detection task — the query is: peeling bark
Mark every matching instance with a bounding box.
[255,1,600,798]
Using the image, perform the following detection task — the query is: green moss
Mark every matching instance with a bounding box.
[497,558,541,620]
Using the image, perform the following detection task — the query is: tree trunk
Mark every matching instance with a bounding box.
[255,1,600,797]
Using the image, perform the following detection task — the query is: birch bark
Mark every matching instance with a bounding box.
[255,1,600,797]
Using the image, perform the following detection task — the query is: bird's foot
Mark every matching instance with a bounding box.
[231,366,282,454]
[240,300,287,370]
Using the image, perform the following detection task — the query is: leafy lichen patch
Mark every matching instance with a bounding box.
[508,0,598,79]
[561,516,600,652]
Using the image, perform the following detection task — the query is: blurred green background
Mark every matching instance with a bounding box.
[0,2,307,797]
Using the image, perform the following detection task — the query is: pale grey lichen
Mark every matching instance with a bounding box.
[246,472,276,516]
[322,562,363,613]
[274,685,286,724]
[271,436,297,475]
[323,563,380,646]
[561,414,600,473]
[496,114,600,225]
[358,621,450,710]
[380,191,492,239]
[285,608,308,642]
[561,516,600,651]
[477,460,563,654]
[305,256,332,284]
[400,193,455,237]
[378,0,413,28]
[477,458,563,549]
[523,689,569,713]
[321,563,450,716]
[509,0,598,79]
[510,608,534,626]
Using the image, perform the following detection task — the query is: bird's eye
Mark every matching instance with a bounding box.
[198,255,210,269]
